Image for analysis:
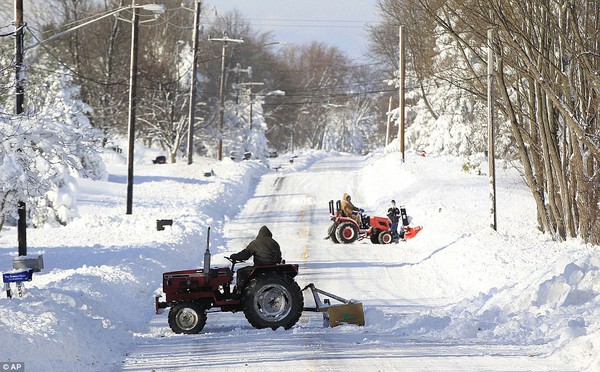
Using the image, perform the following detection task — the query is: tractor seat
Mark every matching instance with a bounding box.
[236,266,254,287]
[362,215,370,226]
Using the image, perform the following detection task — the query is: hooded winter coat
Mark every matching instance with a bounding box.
[230,226,282,266]
[341,193,361,223]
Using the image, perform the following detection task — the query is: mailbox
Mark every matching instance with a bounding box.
[13,255,44,273]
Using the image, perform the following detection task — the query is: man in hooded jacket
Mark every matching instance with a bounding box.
[341,193,362,225]
[230,225,282,266]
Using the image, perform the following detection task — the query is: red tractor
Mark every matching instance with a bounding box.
[327,200,423,245]
[155,229,304,334]
[327,200,394,244]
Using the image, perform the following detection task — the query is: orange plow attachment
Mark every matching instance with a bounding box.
[404,225,423,240]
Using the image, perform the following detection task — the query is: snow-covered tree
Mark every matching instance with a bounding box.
[386,29,512,160]
[0,69,106,229]
[138,43,195,163]
[372,0,599,244]
[33,69,106,180]
[222,89,270,160]
[321,96,378,154]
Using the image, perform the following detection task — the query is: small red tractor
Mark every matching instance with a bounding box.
[155,228,368,333]
[155,229,304,334]
[327,200,422,244]
[327,200,393,244]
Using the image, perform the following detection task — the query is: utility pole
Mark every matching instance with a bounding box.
[240,82,264,129]
[385,95,392,146]
[14,0,24,115]
[14,0,27,256]
[487,29,497,231]
[209,33,243,161]
[217,39,226,161]
[187,0,201,165]
[398,25,406,162]
[126,2,140,215]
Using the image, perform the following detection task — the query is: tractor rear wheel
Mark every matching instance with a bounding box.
[168,301,207,334]
[378,231,393,244]
[242,273,303,330]
[336,221,358,244]
[328,223,340,243]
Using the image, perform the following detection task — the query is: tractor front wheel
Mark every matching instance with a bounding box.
[378,231,393,244]
[243,273,303,330]
[370,229,380,244]
[168,301,207,334]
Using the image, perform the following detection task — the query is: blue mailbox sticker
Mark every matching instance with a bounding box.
[2,270,33,283]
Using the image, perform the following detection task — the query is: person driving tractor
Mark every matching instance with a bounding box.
[230,225,282,266]
[230,225,282,286]
[341,193,363,226]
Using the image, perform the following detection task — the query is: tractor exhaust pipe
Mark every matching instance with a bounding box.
[203,227,211,281]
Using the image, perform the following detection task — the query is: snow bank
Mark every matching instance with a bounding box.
[356,150,600,370]
[0,148,330,370]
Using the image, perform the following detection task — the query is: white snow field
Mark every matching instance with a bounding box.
[1,148,598,371]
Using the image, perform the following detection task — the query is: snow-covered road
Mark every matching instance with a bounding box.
[122,153,574,371]
[2,149,596,371]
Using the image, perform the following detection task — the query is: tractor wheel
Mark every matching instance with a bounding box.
[328,223,340,244]
[370,229,380,244]
[168,301,207,334]
[336,222,358,244]
[378,231,393,244]
[242,272,304,330]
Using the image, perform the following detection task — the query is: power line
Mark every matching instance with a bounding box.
[0,23,15,37]
[248,22,368,29]
[246,18,375,24]
[241,17,378,29]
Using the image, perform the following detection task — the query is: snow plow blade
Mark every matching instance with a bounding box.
[302,283,365,327]
[404,225,423,240]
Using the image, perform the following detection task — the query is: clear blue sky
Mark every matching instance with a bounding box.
[202,0,381,61]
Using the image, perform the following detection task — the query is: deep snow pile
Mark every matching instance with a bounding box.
[0,147,598,371]
[372,149,600,368]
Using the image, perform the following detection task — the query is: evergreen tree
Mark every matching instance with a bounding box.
[0,69,105,228]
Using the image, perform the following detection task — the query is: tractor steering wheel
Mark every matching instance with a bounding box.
[224,256,245,263]
[224,256,245,271]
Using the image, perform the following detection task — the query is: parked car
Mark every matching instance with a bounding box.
[153,156,167,164]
